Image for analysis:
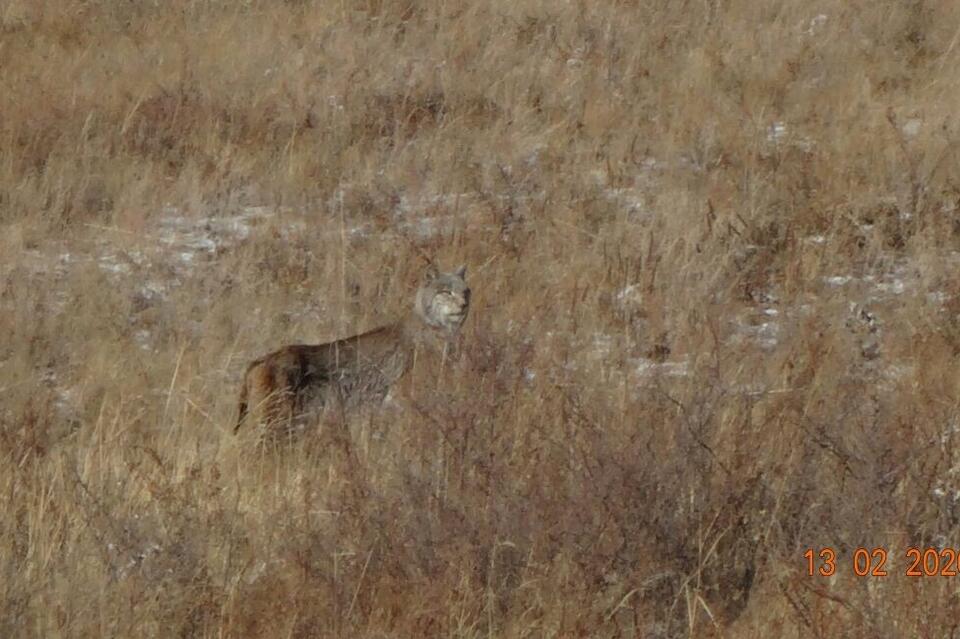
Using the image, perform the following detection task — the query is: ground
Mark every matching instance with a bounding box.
[3,1,960,636]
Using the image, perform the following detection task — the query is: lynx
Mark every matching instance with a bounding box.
[235,264,470,435]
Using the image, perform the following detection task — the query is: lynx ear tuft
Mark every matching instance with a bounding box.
[454,264,467,279]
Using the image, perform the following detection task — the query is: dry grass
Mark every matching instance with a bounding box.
[4,0,960,636]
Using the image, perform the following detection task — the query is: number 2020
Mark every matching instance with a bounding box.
[905,548,959,577]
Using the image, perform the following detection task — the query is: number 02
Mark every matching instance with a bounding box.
[853,547,888,577]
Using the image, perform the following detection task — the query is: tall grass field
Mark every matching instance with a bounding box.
[3,1,960,636]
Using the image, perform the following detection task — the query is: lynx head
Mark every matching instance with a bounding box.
[415,264,470,334]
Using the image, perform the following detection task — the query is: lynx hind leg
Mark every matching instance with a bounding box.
[238,360,296,436]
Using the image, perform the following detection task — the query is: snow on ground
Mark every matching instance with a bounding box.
[6,175,960,424]
[632,356,690,378]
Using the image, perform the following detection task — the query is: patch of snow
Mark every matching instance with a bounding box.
[767,122,788,143]
[928,291,950,305]
[880,364,913,388]
[939,419,960,446]
[156,205,279,268]
[632,357,689,378]
[615,284,644,311]
[139,281,167,299]
[399,215,461,240]
[902,118,922,138]
[524,144,546,167]
[133,330,153,351]
[805,13,828,35]
[603,187,645,215]
[98,253,131,275]
[747,321,779,350]
[116,542,163,581]
[591,334,614,358]
[875,279,906,296]
[616,284,639,301]
[825,275,853,287]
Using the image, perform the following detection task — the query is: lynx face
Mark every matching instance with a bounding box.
[416,264,470,333]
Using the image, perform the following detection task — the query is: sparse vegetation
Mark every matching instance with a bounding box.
[4,0,960,636]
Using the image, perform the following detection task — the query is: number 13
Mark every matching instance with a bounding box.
[804,548,836,576]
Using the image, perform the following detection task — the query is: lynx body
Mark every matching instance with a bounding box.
[235,265,469,435]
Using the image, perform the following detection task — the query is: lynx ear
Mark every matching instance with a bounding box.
[454,264,467,279]
[422,264,440,283]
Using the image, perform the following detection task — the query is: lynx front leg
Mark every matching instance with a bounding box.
[320,383,352,450]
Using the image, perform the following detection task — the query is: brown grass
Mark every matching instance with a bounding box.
[4,0,960,636]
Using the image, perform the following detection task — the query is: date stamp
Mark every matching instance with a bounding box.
[805,547,960,577]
